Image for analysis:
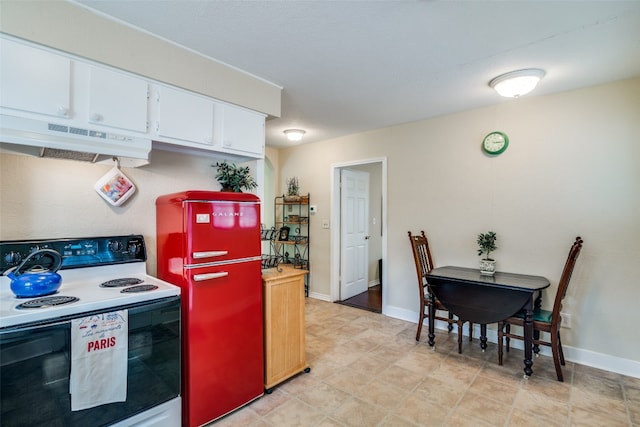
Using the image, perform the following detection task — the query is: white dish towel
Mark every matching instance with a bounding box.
[70,310,128,411]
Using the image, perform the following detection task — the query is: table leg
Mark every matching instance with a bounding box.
[533,292,542,355]
[428,294,435,348]
[480,324,487,351]
[523,298,534,378]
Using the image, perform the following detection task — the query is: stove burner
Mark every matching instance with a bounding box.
[16,295,79,309]
[100,278,144,288]
[121,284,158,293]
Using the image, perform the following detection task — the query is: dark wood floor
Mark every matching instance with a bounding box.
[337,284,381,313]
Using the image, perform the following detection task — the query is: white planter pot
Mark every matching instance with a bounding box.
[479,259,496,276]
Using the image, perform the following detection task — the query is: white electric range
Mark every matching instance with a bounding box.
[0,235,181,427]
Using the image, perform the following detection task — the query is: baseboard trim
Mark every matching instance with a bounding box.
[381,303,640,379]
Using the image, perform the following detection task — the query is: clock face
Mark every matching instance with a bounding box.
[482,131,509,155]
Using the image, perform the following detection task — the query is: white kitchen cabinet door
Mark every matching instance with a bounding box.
[88,66,149,133]
[0,38,71,119]
[221,104,265,156]
[156,86,215,146]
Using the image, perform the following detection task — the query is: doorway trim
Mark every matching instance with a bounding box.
[330,157,387,314]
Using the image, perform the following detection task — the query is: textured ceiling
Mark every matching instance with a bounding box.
[74,1,640,147]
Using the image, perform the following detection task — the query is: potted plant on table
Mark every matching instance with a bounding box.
[213,161,257,192]
[477,231,498,275]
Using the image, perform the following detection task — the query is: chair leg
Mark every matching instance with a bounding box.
[497,321,504,365]
[550,329,564,382]
[558,330,566,365]
[457,321,463,354]
[416,302,425,341]
[447,312,454,332]
[505,323,511,352]
[468,322,473,341]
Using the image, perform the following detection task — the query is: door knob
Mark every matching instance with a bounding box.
[364,235,371,240]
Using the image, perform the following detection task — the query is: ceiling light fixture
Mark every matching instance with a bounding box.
[489,69,545,98]
[284,129,306,142]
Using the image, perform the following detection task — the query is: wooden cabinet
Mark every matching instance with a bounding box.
[154,85,216,146]
[220,104,265,155]
[262,266,309,392]
[0,38,71,119]
[87,65,149,133]
[0,35,265,160]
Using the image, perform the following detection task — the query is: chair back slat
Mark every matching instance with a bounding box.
[551,236,583,322]
[408,231,434,297]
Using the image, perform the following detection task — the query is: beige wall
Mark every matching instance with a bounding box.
[0,0,281,117]
[277,77,640,367]
[0,150,240,275]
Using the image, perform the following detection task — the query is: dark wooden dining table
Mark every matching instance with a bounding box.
[425,266,550,378]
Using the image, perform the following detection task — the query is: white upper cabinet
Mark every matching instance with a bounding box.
[1,36,266,160]
[0,38,71,119]
[87,66,149,133]
[155,86,215,146]
[220,104,265,156]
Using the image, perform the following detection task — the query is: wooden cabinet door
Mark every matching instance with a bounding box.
[88,66,149,133]
[156,86,215,146]
[0,38,71,119]
[221,104,265,156]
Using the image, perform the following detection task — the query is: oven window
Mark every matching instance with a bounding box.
[0,296,180,427]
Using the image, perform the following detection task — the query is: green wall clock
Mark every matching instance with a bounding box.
[482,131,509,155]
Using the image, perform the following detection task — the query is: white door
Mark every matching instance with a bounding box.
[155,86,215,145]
[0,38,71,118]
[88,66,149,133]
[340,169,370,300]
[221,104,265,156]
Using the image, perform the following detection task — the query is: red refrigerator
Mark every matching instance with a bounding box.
[156,191,263,427]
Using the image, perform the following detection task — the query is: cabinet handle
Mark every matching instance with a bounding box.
[193,272,228,282]
[193,250,228,259]
[57,106,69,117]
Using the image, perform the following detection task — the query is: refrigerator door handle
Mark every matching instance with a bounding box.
[193,250,229,259]
[193,272,229,282]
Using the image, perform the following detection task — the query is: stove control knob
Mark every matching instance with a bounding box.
[109,241,124,252]
[4,251,22,265]
[127,242,141,255]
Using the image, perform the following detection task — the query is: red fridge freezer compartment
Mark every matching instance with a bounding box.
[182,260,264,427]
[156,191,261,269]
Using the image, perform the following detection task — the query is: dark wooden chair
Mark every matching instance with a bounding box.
[497,236,583,381]
[408,231,472,353]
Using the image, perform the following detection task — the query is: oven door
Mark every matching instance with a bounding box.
[0,296,180,427]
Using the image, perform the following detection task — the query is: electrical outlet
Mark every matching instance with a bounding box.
[560,312,571,329]
[322,219,330,229]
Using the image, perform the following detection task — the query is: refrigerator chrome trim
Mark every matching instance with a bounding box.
[193,272,229,281]
[193,250,228,259]
[184,256,262,269]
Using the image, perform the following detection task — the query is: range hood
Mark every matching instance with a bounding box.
[0,114,151,167]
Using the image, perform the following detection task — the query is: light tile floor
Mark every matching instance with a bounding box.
[212,299,639,426]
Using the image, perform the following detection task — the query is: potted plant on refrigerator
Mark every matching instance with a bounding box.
[477,231,498,275]
[213,161,257,192]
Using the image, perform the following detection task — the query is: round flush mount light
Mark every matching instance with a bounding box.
[489,69,545,98]
[284,129,306,142]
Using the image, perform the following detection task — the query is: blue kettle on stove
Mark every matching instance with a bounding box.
[6,249,63,298]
